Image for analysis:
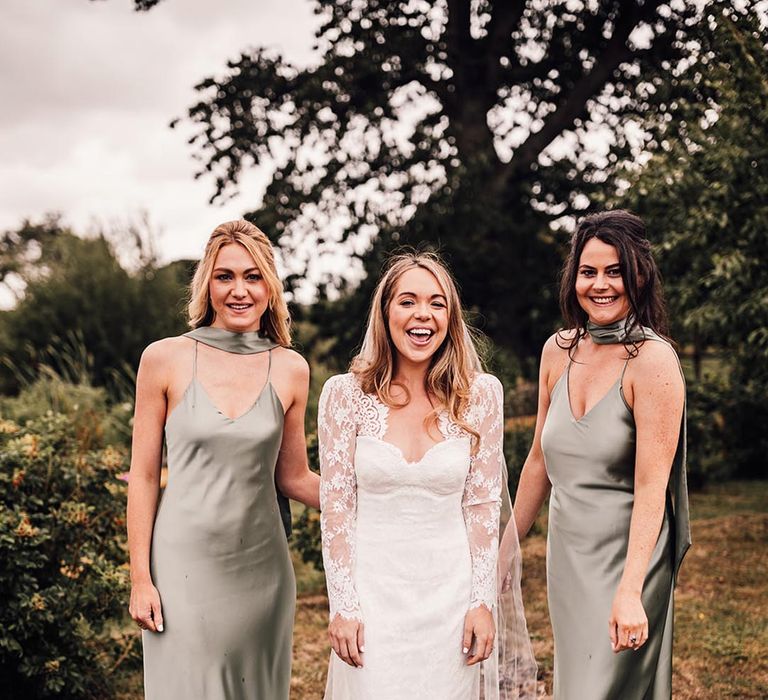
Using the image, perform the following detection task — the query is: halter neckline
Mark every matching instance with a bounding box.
[184,326,279,354]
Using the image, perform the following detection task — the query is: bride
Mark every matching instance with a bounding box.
[318,252,537,699]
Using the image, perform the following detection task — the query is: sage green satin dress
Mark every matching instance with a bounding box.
[142,327,295,700]
[541,332,690,700]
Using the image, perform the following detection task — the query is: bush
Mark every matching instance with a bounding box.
[0,411,136,698]
[504,417,536,497]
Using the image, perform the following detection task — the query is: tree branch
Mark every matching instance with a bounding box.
[504,0,664,180]
[445,0,473,72]
[485,0,525,63]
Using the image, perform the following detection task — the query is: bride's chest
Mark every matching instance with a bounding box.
[354,435,471,496]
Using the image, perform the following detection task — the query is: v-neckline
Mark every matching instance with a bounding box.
[564,363,621,424]
[365,388,460,464]
[195,377,272,422]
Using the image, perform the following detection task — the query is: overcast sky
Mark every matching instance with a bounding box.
[1,0,320,264]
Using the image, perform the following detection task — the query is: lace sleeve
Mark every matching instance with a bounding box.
[318,374,362,622]
[462,374,504,611]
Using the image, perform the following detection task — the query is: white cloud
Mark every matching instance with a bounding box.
[0,0,319,263]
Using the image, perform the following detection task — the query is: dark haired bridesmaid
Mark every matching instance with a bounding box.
[510,210,690,699]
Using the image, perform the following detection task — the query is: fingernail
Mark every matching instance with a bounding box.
[463,647,469,654]
[157,624,164,632]
[359,646,365,652]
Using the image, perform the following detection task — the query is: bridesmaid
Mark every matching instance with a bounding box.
[510,210,691,699]
[127,220,320,699]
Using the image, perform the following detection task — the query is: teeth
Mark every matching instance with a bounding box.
[408,329,432,336]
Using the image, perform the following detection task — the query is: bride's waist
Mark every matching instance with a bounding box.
[355,511,466,543]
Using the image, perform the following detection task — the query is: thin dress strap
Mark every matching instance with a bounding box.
[620,351,633,383]
[266,348,273,381]
[193,340,199,377]
[191,340,199,407]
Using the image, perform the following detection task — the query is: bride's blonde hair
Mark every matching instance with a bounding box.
[351,251,484,446]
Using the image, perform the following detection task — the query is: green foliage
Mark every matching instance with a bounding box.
[505,418,536,497]
[618,2,768,480]
[0,220,191,396]
[0,409,137,697]
[0,371,133,450]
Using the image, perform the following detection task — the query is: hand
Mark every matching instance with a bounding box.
[462,605,496,665]
[609,589,648,653]
[328,614,365,668]
[129,579,164,633]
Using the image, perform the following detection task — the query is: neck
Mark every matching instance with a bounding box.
[585,316,645,345]
[210,320,262,334]
[393,358,430,392]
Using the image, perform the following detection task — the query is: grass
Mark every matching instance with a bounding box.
[119,481,768,698]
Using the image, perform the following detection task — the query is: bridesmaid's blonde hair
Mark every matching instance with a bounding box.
[351,251,483,446]
[188,220,291,346]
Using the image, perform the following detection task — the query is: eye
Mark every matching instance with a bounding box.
[400,299,414,307]
[579,269,595,277]
[247,273,262,281]
[431,301,446,309]
[607,268,622,277]
[215,273,232,281]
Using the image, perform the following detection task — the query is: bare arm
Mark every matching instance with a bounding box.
[126,341,169,632]
[512,335,561,539]
[609,341,685,652]
[275,352,320,509]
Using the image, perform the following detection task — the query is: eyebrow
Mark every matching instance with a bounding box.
[396,291,447,300]
[212,266,260,273]
[578,263,620,269]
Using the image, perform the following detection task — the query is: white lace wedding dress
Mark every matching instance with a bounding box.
[318,372,504,700]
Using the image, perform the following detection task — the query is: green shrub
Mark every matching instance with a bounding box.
[504,417,535,497]
[0,412,137,698]
[0,374,133,450]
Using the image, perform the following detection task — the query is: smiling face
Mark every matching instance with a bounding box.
[575,237,632,326]
[208,243,270,332]
[387,267,449,369]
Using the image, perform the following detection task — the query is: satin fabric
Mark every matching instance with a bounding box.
[540,332,690,699]
[142,330,295,699]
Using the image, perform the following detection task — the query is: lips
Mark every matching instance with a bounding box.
[590,296,618,305]
[227,302,253,312]
[406,327,434,346]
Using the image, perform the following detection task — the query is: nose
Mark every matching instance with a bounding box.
[414,303,432,320]
[231,278,247,298]
[593,272,609,290]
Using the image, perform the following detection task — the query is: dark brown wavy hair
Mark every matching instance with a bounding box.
[558,210,670,355]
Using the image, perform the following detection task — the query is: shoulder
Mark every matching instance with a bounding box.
[470,372,504,404]
[542,329,572,361]
[539,330,572,383]
[320,372,359,397]
[139,336,192,370]
[272,346,309,381]
[631,338,681,377]
[627,338,685,402]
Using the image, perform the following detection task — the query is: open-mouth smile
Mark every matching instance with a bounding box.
[406,327,434,346]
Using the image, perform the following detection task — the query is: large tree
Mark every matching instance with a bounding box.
[113,0,707,360]
[617,1,768,479]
